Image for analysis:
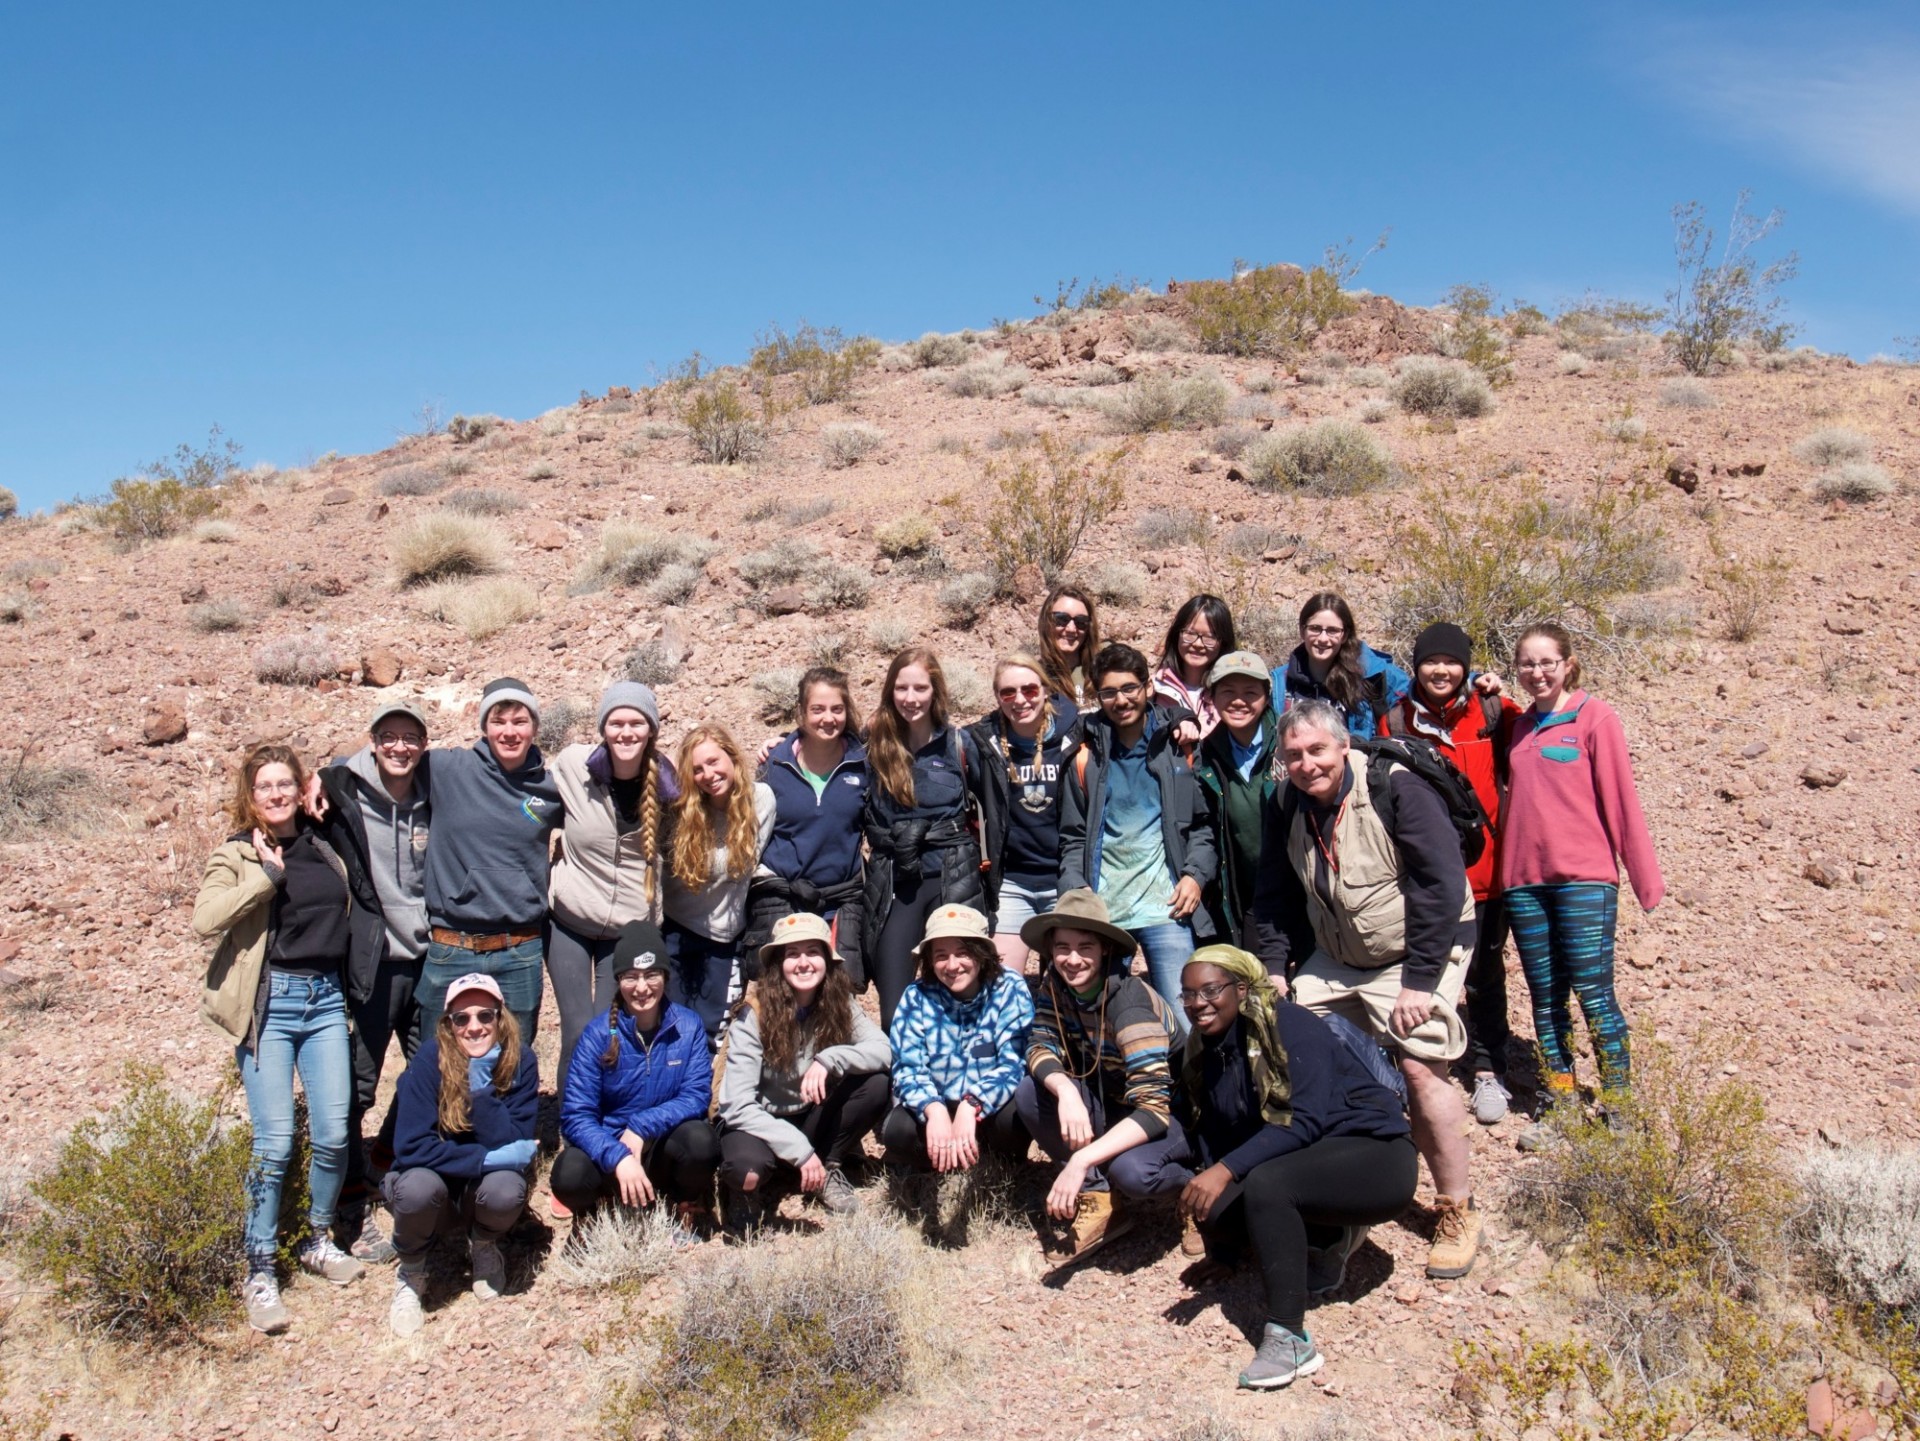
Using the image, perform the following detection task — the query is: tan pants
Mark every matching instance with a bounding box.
[1291,948,1469,1063]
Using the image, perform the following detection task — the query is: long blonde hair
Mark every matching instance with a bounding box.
[667,724,760,891]
[867,647,951,808]
[991,653,1056,784]
[434,1007,524,1134]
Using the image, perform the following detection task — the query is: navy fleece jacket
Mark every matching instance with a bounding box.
[421,739,563,933]
[391,1034,540,1179]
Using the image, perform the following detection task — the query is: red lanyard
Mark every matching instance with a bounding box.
[1309,797,1349,875]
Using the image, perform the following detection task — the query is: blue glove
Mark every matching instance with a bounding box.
[481,1138,537,1170]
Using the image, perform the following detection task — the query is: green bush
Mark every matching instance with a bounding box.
[446,413,501,444]
[1180,246,1371,357]
[1100,371,1231,432]
[1390,357,1494,418]
[1240,421,1393,495]
[874,514,936,558]
[749,324,879,406]
[1433,284,1514,388]
[979,431,1130,581]
[101,476,223,541]
[1667,191,1798,375]
[22,1064,252,1340]
[682,383,767,464]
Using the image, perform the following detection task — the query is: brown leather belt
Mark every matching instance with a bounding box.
[430,926,542,953]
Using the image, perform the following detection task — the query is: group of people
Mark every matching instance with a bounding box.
[193,583,1662,1390]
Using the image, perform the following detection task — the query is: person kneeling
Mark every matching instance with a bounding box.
[551,921,719,1236]
[881,904,1034,1174]
[383,974,539,1336]
[1015,889,1190,1263]
[716,913,892,1229]
[1173,947,1416,1390]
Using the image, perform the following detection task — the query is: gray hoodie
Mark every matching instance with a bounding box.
[341,747,431,962]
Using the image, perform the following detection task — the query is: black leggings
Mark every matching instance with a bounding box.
[872,875,946,1030]
[1201,1134,1418,1332]
[878,1100,1029,1171]
[1463,894,1513,1076]
[717,1071,890,1194]
[548,1118,720,1213]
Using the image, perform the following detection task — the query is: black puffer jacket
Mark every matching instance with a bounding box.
[859,727,986,963]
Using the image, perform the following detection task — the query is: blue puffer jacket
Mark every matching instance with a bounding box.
[1280,643,1412,738]
[392,1035,540,1179]
[561,1001,712,1175]
[888,970,1034,1117]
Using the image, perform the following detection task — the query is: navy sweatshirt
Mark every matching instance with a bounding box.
[391,1034,541,1180]
[421,740,564,933]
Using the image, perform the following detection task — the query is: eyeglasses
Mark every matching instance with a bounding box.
[373,732,424,749]
[622,970,667,985]
[1303,624,1346,639]
[1178,981,1237,1004]
[1179,630,1219,648]
[1048,612,1089,630]
[448,1008,499,1027]
[252,780,299,797]
[1517,659,1566,672]
[998,683,1043,701]
[1095,682,1145,703]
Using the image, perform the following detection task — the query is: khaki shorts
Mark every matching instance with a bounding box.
[1290,948,1469,1063]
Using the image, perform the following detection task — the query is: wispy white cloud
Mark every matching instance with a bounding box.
[1638,21,1920,217]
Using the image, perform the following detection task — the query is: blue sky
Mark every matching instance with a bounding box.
[3,2,1916,511]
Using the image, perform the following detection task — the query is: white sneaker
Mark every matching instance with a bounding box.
[297,1235,366,1286]
[390,1262,426,1337]
[245,1270,290,1334]
[470,1237,507,1300]
[1469,1073,1512,1126]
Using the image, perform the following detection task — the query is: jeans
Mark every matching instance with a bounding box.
[1505,883,1629,1090]
[549,1119,721,1213]
[237,971,353,1265]
[662,921,740,1044]
[344,957,424,1198]
[992,876,1057,935]
[1013,1074,1192,1197]
[420,936,545,1049]
[382,1167,528,1262]
[545,921,619,1093]
[1128,921,1195,1031]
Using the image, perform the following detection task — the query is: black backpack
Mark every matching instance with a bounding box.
[1282,734,1491,867]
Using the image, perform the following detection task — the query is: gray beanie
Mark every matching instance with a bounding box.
[480,676,539,728]
[597,681,659,733]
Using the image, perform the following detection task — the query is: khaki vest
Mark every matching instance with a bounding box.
[1283,759,1475,971]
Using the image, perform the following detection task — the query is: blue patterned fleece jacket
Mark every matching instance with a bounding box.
[888,970,1035,1117]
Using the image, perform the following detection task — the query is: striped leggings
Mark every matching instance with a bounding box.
[1504,883,1629,1090]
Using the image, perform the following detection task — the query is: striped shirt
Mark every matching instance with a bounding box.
[1026,971,1178,1140]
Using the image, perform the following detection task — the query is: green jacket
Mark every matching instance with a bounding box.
[1193,712,1279,943]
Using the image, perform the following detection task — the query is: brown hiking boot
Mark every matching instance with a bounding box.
[1054,1189,1131,1262]
[1179,1212,1207,1259]
[1426,1193,1483,1279]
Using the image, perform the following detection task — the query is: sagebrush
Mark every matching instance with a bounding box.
[1391,357,1493,418]
[1241,421,1393,495]
[979,431,1131,581]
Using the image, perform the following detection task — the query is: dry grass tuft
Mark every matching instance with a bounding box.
[552,1205,682,1291]
[1391,357,1493,418]
[820,423,886,469]
[1797,1143,1920,1311]
[1813,462,1895,503]
[1793,426,1872,467]
[391,512,506,587]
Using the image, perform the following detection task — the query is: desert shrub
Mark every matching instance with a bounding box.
[0,593,30,624]
[621,638,680,688]
[391,512,506,587]
[193,518,238,544]
[441,487,525,516]
[21,1064,251,1340]
[1101,371,1231,432]
[575,523,717,594]
[442,578,539,639]
[1557,352,1592,376]
[936,572,997,627]
[1432,283,1514,388]
[538,698,587,752]
[749,324,879,406]
[55,505,104,535]
[1347,366,1391,388]
[188,599,250,633]
[649,563,703,606]
[554,1205,681,1291]
[1076,362,1122,386]
[1667,191,1798,374]
[1020,385,1091,410]
[1390,357,1493,418]
[1136,508,1210,548]
[739,537,822,590]
[1181,245,1375,357]
[868,616,914,653]
[683,383,767,464]
[944,664,989,717]
[1229,394,1283,421]
[1602,416,1647,443]
[804,564,871,614]
[874,514,936,558]
[1657,378,1716,409]
[253,627,344,685]
[1385,479,1671,666]
[751,669,804,726]
[1126,314,1190,352]
[1242,421,1393,495]
[909,331,971,368]
[820,423,885,469]
[1793,426,1872,467]
[1355,397,1392,424]
[1709,549,1788,642]
[0,487,16,520]
[979,431,1130,581]
[946,356,1030,398]
[1209,424,1257,458]
[377,463,446,497]
[3,558,58,583]
[1797,1144,1920,1312]
[1087,561,1148,607]
[268,571,319,609]
[101,476,222,542]
[606,1215,918,1441]
[1814,462,1895,503]
[0,751,109,841]
[446,413,500,444]
[1220,523,1297,559]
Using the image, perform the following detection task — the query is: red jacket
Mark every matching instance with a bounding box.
[1382,691,1520,901]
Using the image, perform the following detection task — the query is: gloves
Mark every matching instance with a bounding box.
[481,1138,537,1170]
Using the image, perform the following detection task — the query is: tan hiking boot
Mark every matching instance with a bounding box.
[1179,1211,1207,1258]
[1057,1189,1131,1261]
[1426,1193,1483,1279]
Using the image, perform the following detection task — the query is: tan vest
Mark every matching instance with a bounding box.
[1283,759,1475,971]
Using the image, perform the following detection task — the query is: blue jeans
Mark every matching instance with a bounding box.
[1013,1075,1193,1196]
[237,972,352,1265]
[662,921,739,1044]
[1128,921,1195,1031]
[420,936,545,1048]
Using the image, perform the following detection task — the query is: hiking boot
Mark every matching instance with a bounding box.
[1179,1212,1207,1259]
[297,1235,365,1287]
[1057,1189,1132,1261]
[672,1199,714,1245]
[1426,1195,1482,1279]
[349,1219,397,1265]
[244,1269,290,1335]
[1307,1225,1370,1297]
[1518,1071,1578,1152]
[813,1163,861,1216]
[389,1261,426,1337]
[722,1186,770,1238]
[469,1236,507,1300]
[1238,1323,1323,1390]
[1469,1072,1511,1126]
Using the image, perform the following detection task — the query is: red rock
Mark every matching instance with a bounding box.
[1010,564,1046,605]
[321,487,355,505]
[143,703,188,745]
[527,520,570,550]
[1799,765,1848,789]
[366,501,390,521]
[361,648,404,687]
[1665,455,1700,493]
[763,586,806,616]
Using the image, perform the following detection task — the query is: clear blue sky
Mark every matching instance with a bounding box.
[4,2,1916,511]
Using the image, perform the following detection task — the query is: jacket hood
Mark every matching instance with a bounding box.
[583,742,682,802]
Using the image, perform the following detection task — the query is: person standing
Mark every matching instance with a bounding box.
[1193,651,1280,949]
[1279,592,1411,738]
[1151,594,1236,742]
[1036,585,1101,707]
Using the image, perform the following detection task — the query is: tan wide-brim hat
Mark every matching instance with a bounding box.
[1019,888,1137,961]
[912,903,992,961]
[757,911,842,971]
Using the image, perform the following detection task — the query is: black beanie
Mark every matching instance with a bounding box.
[1412,622,1473,669]
[612,920,670,974]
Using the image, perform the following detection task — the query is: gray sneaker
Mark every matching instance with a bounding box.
[1239,1323,1323,1390]
[389,1261,426,1337]
[244,1269,290,1335]
[349,1221,397,1265]
[469,1237,507,1300]
[297,1235,365,1286]
[1306,1225,1370,1297]
[1470,1073,1511,1125]
[814,1163,862,1216]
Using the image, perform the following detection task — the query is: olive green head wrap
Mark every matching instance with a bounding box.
[1178,944,1294,1130]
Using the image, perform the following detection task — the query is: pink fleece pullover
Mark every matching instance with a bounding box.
[1498,692,1664,910]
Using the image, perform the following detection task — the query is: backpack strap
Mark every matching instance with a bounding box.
[1365,751,1399,838]
[1074,746,1089,792]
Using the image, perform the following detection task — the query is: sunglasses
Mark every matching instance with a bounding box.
[998,683,1043,701]
[448,1008,499,1027]
[1048,612,1089,630]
